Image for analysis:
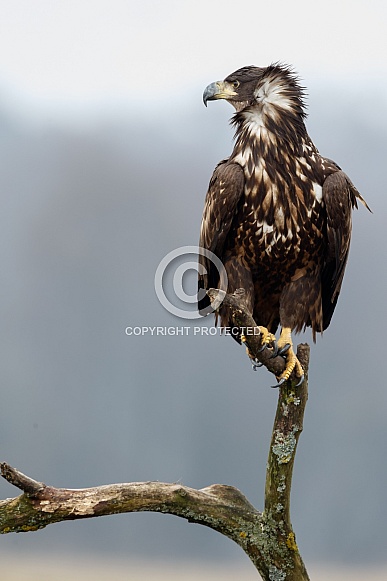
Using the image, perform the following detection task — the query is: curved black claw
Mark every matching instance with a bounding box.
[271,373,304,388]
[271,377,287,389]
[258,342,278,358]
[277,343,291,357]
[271,342,278,358]
[248,356,262,371]
[251,359,263,371]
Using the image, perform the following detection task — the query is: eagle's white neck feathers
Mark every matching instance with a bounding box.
[254,75,295,113]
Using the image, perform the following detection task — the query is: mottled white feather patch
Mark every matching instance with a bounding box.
[232,142,255,167]
[312,182,323,202]
[235,111,267,148]
[254,77,294,112]
[262,221,274,234]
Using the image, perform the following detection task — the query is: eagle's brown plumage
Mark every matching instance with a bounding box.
[198,64,369,382]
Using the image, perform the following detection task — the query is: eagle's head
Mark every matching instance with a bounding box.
[203,63,306,120]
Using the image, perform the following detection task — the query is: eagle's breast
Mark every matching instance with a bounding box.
[230,113,326,276]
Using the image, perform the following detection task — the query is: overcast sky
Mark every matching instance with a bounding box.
[0,0,386,115]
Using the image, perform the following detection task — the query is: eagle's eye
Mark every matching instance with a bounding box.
[232,80,240,89]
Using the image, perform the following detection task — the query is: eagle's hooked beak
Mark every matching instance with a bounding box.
[203,81,238,107]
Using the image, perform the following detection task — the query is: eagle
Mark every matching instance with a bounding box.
[198,63,369,385]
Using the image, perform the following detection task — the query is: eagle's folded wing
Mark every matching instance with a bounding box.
[198,161,244,314]
[321,170,356,329]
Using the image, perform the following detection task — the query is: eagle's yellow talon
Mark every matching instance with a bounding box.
[276,353,304,383]
[258,326,276,347]
[276,327,304,384]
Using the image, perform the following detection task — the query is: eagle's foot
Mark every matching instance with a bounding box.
[241,327,277,371]
[273,327,304,386]
[257,326,277,353]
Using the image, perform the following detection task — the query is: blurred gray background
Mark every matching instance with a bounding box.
[0,0,386,573]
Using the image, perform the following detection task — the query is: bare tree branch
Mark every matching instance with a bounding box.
[1,293,310,580]
[0,469,258,536]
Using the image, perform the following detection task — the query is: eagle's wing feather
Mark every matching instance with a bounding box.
[321,170,355,329]
[198,160,245,313]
